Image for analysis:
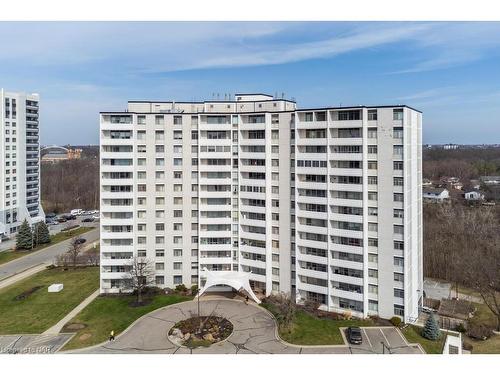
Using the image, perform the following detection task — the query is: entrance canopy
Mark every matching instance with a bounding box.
[197,269,261,304]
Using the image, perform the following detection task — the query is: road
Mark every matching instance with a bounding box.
[0,215,97,252]
[0,226,99,281]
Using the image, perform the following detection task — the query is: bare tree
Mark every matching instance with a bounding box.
[123,257,155,305]
[67,237,83,269]
[86,247,100,266]
[266,292,296,330]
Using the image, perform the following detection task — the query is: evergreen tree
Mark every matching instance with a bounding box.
[422,313,441,341]
[34,221,51,245]
[16,219,33,250]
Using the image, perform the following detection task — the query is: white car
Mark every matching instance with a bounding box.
[92,215,100,220]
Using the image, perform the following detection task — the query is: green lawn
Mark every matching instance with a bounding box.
[0,226,95,266]
[0,266,99,334]
[463,302,500,354]
[61,294,192,351]
[401,325,448,354]
[263,304,373,345]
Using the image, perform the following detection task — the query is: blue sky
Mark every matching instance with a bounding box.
[1,21,500,145]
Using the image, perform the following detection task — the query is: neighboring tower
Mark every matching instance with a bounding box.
[0,89,45,240]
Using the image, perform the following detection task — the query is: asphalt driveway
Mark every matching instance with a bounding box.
[70,299,423,354]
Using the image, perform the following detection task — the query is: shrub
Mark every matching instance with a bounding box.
[175,284,188,293]
[467,323,493,340]
[455,323,467,333]
[422,314,441,340]
[462,341,473,351]
[303,300,321,313]
[190,284,199,296]
[390,316,402,327]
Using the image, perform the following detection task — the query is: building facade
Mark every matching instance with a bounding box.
[100,94,422,322]
[0,89,45,240]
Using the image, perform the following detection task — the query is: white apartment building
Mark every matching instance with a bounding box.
[100,94,422,322]
[0,89,45,239]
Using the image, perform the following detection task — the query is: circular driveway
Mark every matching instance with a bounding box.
[71,299,421,354]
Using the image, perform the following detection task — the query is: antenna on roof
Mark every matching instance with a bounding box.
[274,91,278,99]
[217,93,220,100]
[281,92,285,99]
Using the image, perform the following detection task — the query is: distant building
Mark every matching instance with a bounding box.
[423,187,449,203]
[470,179,481,190]
[480,176,500,185]
[464,190,484,201]
[0,89,45,239]
[422,178,433,187]
[443,144,459,150]
[41,145,82,163]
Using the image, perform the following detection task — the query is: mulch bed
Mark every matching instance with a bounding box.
[14,285,43,301]
[168,316,233,348]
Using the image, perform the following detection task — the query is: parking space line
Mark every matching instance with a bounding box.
[362,329,372,347]
[379,328,390,347]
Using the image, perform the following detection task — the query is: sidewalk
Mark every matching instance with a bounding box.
[43,289,100,335]
[0,263,49,290]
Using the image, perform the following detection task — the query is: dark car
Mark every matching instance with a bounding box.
[82,217,94,223]
[45,212,57,219]
[346,327,363,345]
[57,217,67,223]
[74,238,87,245]
[65,214,77,220]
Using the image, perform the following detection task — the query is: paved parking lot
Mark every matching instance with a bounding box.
[343,327,424,354]
[0,334,74,354]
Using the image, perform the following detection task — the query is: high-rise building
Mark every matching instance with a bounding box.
[99,93,422,322]
[0,89,45,240]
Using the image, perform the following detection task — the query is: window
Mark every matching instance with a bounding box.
[394,304,404,316]
[367,128,377,139]
[368,161,377,170]
[394,257,404,267]
[155,130,164,141]
[394,193,404,202]
[394,225,404,235]
[367,110,377,121]
[304,112,313,122]
[393,145,403,156]
[394,177,404,186]
[394,161,404,171]
[393,127,403,139]
[368,192,378,201]
[173,249,183,257]
[369,300,378,312]
[368,176,378,185]
[173,158,182,166]
[393,109,403,121]
[338,110,361,121]
[368,269,378,278]
[394,241,404,250]
[368,207,378,216]
[394,272,404,282]
[155,276,164,285]
[394,209,404,219]
[368,145,377,154]
[173,275,183,284]
[174,130,183,140]
[173,116,182,125]
[155,115,164,125]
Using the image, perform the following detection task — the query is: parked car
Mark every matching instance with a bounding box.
[45,218,57,225]
[45,212,57,219]
[71,209,83,216]
[346,327,363,345]
[92,215,100,220]
[82,217,94,223]
[57,217,67,223]
[63,214,77,220]
[74,238,87,245]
